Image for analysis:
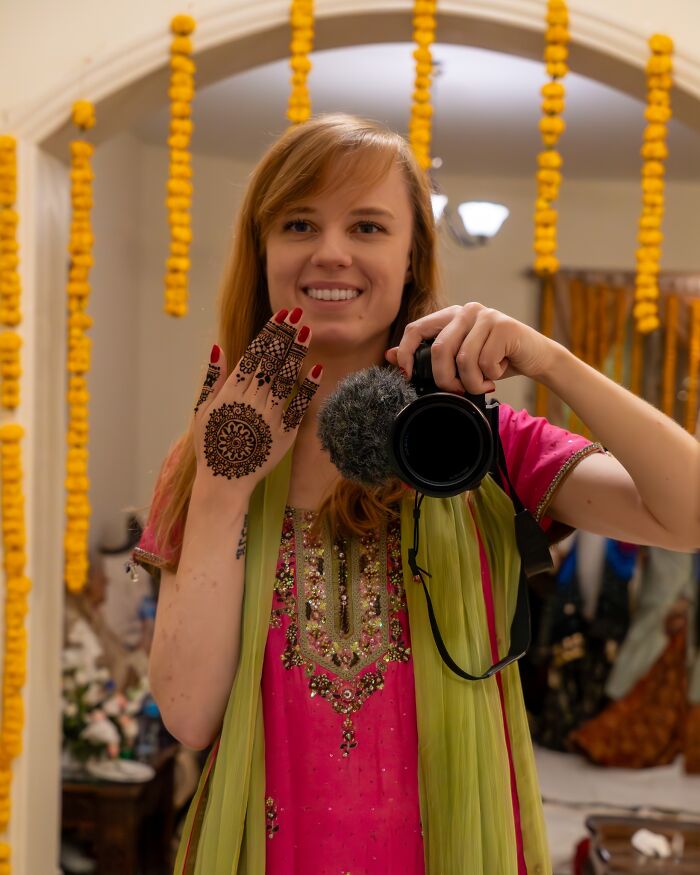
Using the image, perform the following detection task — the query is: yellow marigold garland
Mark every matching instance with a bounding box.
[533,0,569,278]
[64,101,95,594]
[0,424,31,870]
[165,14,196,318]
[0,127,31,875]
[408,0,437,172]
[287,1,314,125]
[633,35,673,335]
[0,137,21,411]
[661,293,679,417]
[686,299,700,433]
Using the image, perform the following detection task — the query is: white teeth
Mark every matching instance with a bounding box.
[304,287,360,301]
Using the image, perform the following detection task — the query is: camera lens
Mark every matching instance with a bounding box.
[389,394,493,497]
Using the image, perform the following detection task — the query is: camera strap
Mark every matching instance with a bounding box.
[406,400,553,681]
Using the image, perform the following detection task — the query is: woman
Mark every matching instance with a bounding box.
[133,114,699,875]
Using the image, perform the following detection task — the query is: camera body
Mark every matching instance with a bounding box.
[387,338,495,498]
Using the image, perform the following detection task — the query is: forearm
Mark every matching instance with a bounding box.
[149,479,251,749]
[541,342,700,542]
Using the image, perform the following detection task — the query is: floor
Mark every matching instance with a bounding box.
[535,745,700,873]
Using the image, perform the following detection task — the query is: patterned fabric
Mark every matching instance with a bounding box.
[533,538,636,751]
[568,627,688,768]
[256,404,603,875]
[262,508,425,873]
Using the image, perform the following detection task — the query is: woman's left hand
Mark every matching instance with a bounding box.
[385,303,558,394]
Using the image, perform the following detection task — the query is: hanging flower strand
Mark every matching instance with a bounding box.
[533,0,569,278]
[633,34,674,335]
[165,14,196,318]
[534,0,569,416]
[64,100,95,594]
[0,128,31,875]
[0,423,32,875]
[287,0,314,124]
[409,0,437,171]
[0,136,22,411]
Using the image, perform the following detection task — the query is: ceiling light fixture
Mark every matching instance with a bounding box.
[430,176,509,247]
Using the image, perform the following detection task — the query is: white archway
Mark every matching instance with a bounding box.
[24,0,700,158]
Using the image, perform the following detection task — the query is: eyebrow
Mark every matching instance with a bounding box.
[285,206,397,219]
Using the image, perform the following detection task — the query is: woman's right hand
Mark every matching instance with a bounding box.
[192,307,322,497]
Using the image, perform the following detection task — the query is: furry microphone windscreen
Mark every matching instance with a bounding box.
[316,365,417,486]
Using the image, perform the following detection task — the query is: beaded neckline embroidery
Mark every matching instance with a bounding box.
[271,506,411,756]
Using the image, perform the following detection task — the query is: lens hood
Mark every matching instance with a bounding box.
[388,391,494,497]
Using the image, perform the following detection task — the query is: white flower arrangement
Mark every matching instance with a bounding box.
[62,616,150,766]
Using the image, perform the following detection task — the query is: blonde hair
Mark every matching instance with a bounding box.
[154,113,448,559]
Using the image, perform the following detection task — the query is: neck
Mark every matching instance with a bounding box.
[297,336,389,439]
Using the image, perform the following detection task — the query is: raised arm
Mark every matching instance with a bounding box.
[147,309,321,749]
[387,302,700,553]
[539,345,699,551]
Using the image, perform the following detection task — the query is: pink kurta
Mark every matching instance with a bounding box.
[259,404,603,874]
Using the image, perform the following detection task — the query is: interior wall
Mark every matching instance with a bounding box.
[89,133,142,549]
[84,137,700,530]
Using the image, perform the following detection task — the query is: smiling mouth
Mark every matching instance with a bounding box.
[302,287,362,302]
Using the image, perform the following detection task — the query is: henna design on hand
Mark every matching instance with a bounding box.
[254,321,297,389]
[236,513,248,560]
[194,363,221,414]
[270,340,306,405]
[282,377,319,432]
[203,402,273,478]
[236,321,296,385]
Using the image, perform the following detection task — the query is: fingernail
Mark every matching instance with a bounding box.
[399,367,408,379]
[311,363,323,379]
[289,307,303,324]
[297,325,310,343]
[210,344,221,363]
[274,308,289,324]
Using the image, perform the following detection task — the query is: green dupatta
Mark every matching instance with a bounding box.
[173,446,551,874]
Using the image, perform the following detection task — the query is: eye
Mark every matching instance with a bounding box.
[355,221,384,234]
[283,218,313,233]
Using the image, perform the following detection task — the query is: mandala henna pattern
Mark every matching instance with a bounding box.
[194,363,221,414]
[270,340,306,405]
[282,377,318,432]
[236,321,296,385]
[204,403,273,478]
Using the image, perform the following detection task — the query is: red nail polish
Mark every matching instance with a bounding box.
[274,309,289,324]
[297,325,310,343]
[311,363,323,379]
[399,367,408,379]
[289,307,303,324]
[210,344,220,363]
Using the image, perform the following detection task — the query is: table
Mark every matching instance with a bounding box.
[62,745,177,875]
[586,814,700,874]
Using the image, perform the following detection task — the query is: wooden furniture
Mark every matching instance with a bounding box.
[62,745,177,875]
[586,814,700,874]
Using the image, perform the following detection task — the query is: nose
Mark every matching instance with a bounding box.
[309,229,352,269]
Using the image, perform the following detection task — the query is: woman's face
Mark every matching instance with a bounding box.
[264,160,414,359]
